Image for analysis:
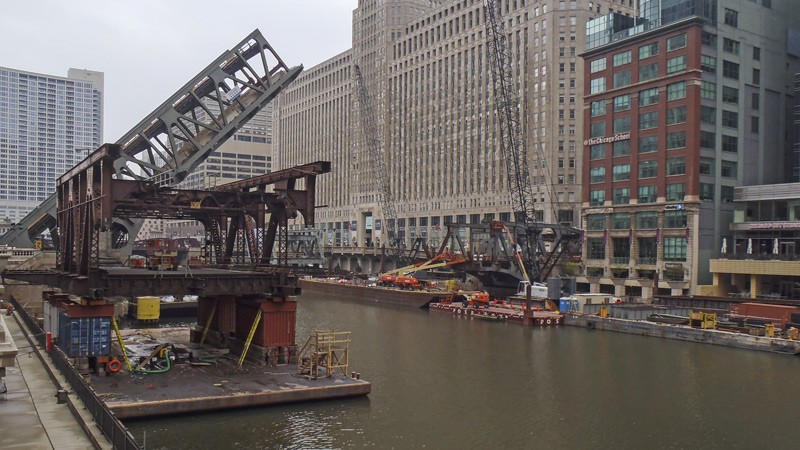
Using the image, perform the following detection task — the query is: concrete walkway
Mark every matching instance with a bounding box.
[1,314,112,450]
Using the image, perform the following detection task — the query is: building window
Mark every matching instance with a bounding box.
[702,31,717,48]
[639,135,658,153]
[587,214,605,230]
[591,122,606,137]
[752,92,760,110]
[666,105,686,125]
[722,86,738,104]
[751,116,760,133]
[723,61,739,80]
[701,81,716,100]
[638,185,657,203]
[612,187,630,205]
[639,111,658,130]
[590,166,605,183]
[613,140,631,157]
[613,71,631,89]
[700,55,716,73]
[667,82,686,100]
[722,110,738,128]
[664,211,688,228]
[587,238,605,259]
[721,185,734,202]
[700,131,716,149]
[666,131,686,149]
[663,237,687,262]
[699,157,715,175]
[753,68,760,85]
[639,62,659,82]
[614,116,631,133]
[700,183,715,201]
[613,50,632,67]
[666,55,687,74]
[639,160,657,178]
[667,33,687,51]
[666,183,685,201]
[667,156,686,176]
[639,237,658,262]
[590,144,605,160]
[612,164,631,181]
[721,160,738,178]
[612,238,631,261]
[700,106,716,124]
[722,135,738,153]
[724,8,738,27]
[613,94,631,111]
[591,100,606,116]
[639,87,659,106]
[723,38,740,55]
[639,42,658,59]
[590,189,605,206]
[611,213,631,230]
[637,211,658,229]
[590,77,606,94]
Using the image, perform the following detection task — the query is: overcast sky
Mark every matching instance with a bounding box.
[0,0,356,142]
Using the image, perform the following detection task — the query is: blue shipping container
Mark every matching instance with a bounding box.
[57,313,112,357]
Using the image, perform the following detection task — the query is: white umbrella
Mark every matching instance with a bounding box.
[774,238,779,255]
[746,239,753,255]
[721,238,727,255]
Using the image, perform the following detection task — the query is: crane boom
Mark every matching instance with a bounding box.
[353,64,402,258]
[484,0,536,225]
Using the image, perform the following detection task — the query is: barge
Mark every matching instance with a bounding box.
[299,277,458,308]
[429,301,563,326]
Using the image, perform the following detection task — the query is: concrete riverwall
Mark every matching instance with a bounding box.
[565,313,800,355]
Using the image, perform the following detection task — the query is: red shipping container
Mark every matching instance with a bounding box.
[733,303,800,326]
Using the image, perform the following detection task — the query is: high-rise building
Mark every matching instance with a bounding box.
[579,0,800,299]
[0,67,103,223]
[277,0,632,248]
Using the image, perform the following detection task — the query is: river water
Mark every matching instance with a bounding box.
[125,294,800,449]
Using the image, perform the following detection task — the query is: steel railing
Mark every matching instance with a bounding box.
[8,295,141,450]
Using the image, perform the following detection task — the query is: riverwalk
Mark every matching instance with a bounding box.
[1,313,111,450]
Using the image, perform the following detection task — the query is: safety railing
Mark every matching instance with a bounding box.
[8,295,141,450]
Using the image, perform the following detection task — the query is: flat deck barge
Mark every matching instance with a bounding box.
[299,277,454,308]
[429,302,563,326]
[91,327,370,419]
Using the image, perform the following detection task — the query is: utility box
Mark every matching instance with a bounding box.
[135,296,161,320]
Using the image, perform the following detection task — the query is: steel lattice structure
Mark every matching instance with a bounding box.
[1,29,302,251]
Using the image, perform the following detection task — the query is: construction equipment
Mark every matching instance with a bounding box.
[353,64,405,262]
[378,251,468,289]
[483,0,580,283]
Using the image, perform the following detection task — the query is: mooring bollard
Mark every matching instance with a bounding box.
[55,389,68,404]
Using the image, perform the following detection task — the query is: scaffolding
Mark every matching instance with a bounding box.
[296,330,351,379]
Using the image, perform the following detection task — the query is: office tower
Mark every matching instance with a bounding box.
[0,67,103,227]
[580,0,800,298]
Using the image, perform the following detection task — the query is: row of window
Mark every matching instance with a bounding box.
[590,157,687,183]
[589,182,735,206]
[587,210,688,230]
[586,236,686,262]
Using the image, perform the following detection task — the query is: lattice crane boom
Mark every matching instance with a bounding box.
[353,64,402,257]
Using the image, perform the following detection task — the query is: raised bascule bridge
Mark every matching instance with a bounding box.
[2,29,329,365]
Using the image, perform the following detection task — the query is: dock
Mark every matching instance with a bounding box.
[90,327,371,419]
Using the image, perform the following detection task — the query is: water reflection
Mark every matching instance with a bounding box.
[126,294,800,449]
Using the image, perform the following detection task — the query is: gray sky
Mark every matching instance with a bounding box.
[0,0,356,142]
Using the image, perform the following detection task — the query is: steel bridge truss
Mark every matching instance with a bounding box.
[56,144,330,276]
[1,29,302,250]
